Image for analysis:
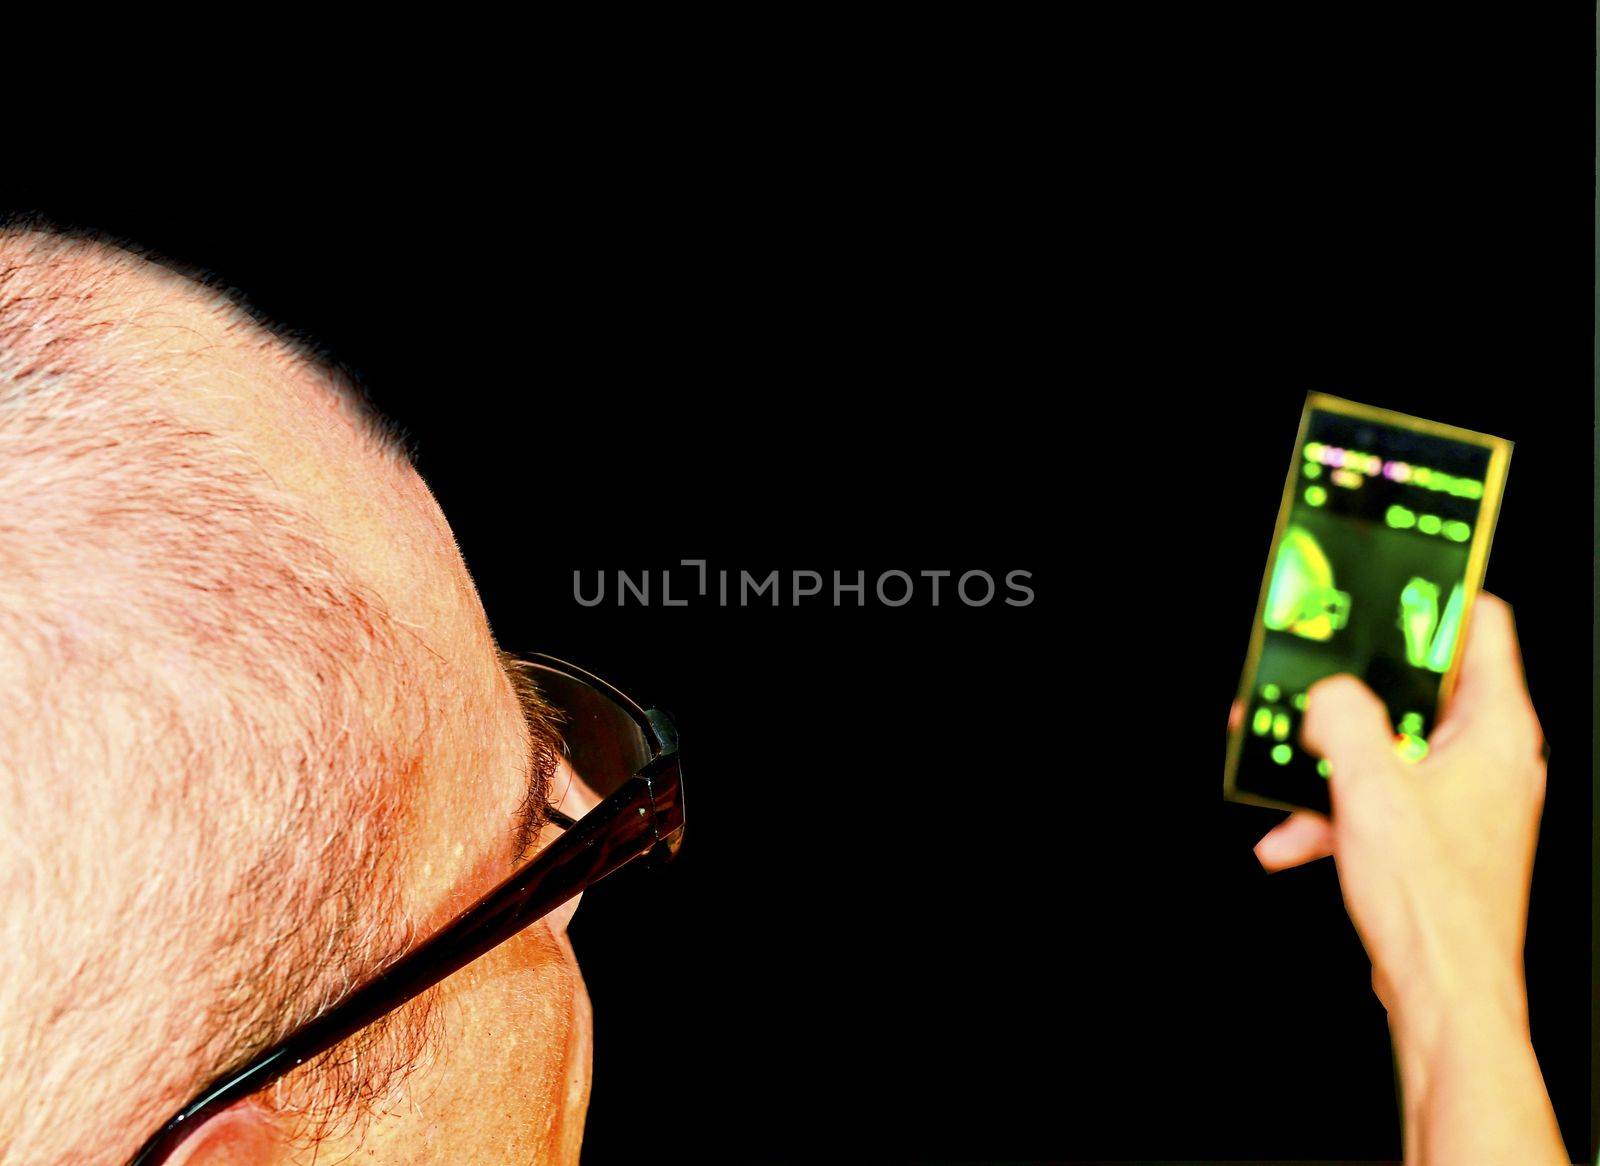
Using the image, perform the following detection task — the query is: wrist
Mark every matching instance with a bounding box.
[1389,951,1530,1071]
[1383,871,1529,1050]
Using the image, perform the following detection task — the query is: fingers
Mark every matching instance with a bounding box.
[1443,592,1525,713]
[1301,673,1397,784]
[1433,592,1542,760]
[1254,810,1333,871]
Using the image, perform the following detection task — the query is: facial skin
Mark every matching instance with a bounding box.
[0,236,592,1165]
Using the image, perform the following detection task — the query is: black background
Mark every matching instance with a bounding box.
[9,12,1593,1162]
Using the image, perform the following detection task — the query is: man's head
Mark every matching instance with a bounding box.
[0,227,592,1164]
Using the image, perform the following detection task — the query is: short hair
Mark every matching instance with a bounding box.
[0,225,459,1163]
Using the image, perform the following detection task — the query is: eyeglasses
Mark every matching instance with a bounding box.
[128,655,684,1165]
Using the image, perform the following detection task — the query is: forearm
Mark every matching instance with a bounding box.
[1392,969,1565,1165]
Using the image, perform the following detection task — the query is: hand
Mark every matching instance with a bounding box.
[1251,592,1547,1023]
[1244,592,1566,1163]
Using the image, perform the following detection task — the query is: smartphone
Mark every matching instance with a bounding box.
[1224,393,1512,814]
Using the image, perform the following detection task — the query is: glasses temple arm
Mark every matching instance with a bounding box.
[127,763,675,1166]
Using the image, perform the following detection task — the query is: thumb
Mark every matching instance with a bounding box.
[1301,674,1397,786]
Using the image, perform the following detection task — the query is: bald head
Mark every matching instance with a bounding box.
[0,228,570,1164]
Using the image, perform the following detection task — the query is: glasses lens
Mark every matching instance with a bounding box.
[528,663,654,802]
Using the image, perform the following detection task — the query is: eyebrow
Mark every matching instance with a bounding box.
[497,649,561,862]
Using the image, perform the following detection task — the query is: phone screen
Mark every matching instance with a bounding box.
[1224,395,1511,813]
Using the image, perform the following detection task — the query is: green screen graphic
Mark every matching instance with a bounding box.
[1232,407,1497,812]
[1263,525,1349,641]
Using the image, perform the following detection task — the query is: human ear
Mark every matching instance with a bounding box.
[160,1103,287,1166]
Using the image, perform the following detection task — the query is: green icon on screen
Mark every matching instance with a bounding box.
[1398,577,1465,673]
[1264,526,1350,642]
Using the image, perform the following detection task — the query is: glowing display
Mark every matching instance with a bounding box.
[1226,396,1508,814]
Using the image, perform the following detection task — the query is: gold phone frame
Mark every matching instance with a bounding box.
[1223,392,1513,812]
